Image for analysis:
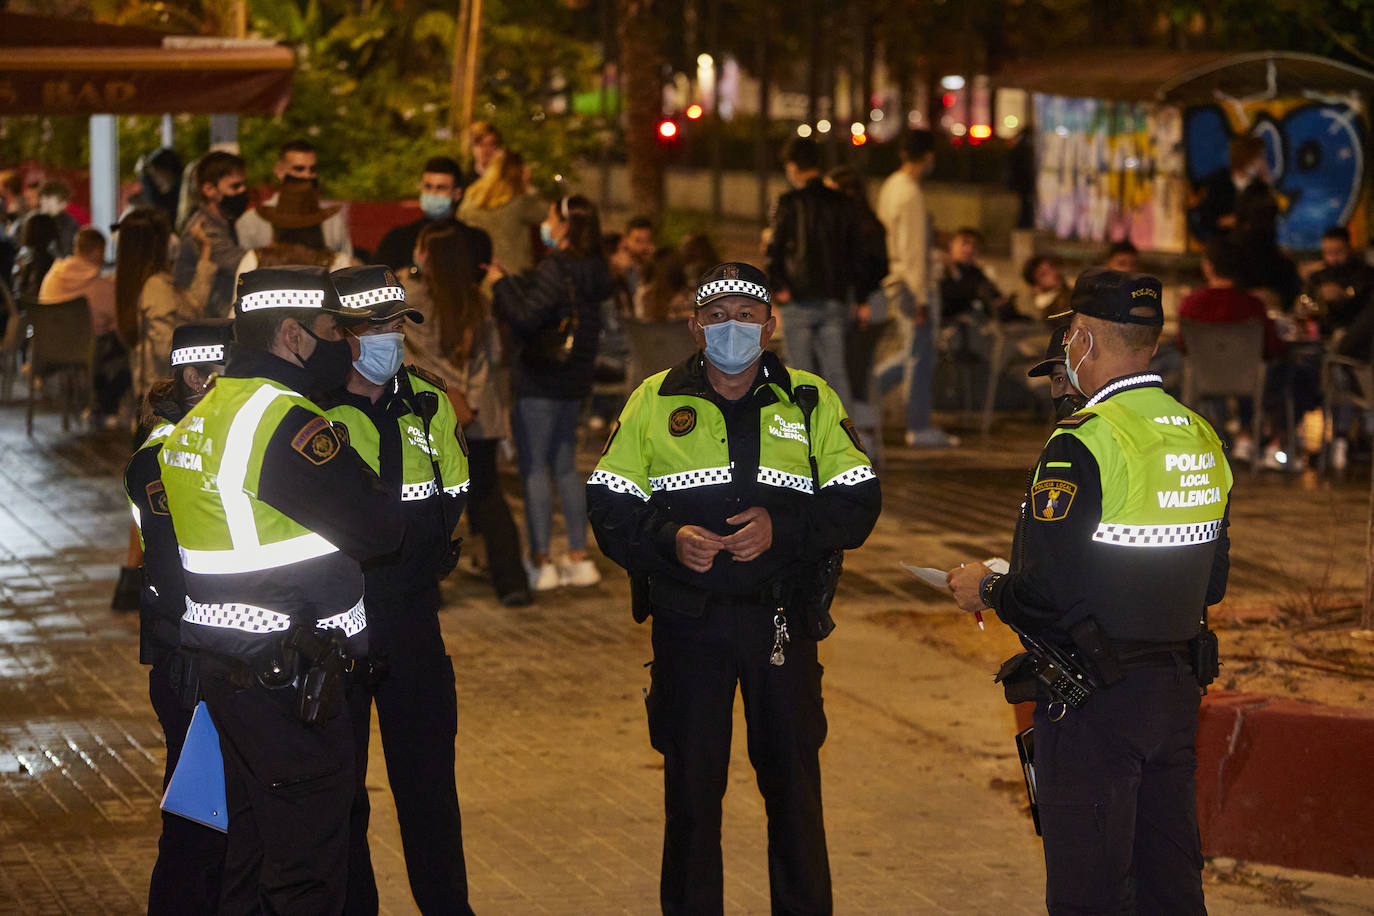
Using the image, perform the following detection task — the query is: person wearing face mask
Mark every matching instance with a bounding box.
[319,266,474,916]
[123,319,233,916]
[174,151,249,316]
[1026,324,1087,422]
[587,261,881,915]
[375,156,492,275]
[157,266,403,914]
[235,139,354,258]
[947,268,1232,916]
[490,194,612,591]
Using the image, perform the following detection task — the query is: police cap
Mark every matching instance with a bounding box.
[170,318,233,368]
[233,265,356,319]
[1026,324,1071,378]
[1069,267,1163,327]
[695,261,771,309]
[330,265,424,324]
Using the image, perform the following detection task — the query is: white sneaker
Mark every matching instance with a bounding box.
[529,562,559,592]
[559,558,601,587]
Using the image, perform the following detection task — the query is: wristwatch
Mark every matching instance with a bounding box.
[978,572,1002,608]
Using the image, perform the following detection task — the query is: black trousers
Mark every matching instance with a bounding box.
[146,659,226,916]
[201,656,357,916]
[465,437,526,600]
[1034,662,1206,916]
[647,600,831,916]
[345,584,472,916]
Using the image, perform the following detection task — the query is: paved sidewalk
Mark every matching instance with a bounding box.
[0,405,1371,915]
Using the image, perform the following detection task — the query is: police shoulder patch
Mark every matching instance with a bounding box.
[406,364,447,392]
[601,419,621,456]
[1055,412,1097,430]
[145,480,170,515]
[330,421,351,448]
[840,417,868,456]
[1031,479,1077,521]
[669,406,696,437]
[292,416,341,465]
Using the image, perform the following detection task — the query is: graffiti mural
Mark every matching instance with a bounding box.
[1184,98,1366,251]
[1033,94,1188,253]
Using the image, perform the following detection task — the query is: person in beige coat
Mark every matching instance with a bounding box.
[115,208,215,406]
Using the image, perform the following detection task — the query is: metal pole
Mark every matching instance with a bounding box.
[451,0,471,143]
[459,0,485,150]
[89,115,119,262]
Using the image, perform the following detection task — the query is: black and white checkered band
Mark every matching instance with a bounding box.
[238,289,327,312]
[339,286,406,310]
[696,279,770,305]
[170,344,225,367]
[183,595,367,637]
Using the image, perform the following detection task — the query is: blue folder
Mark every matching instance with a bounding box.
[159,700,228,833]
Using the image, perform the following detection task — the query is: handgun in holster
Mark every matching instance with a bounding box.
[264,625,350,726]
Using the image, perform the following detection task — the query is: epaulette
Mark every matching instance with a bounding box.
[406,364,447,392]
[1055,412,1098,430]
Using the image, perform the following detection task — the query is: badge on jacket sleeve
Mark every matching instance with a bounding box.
[146,480,170,515]
[669,406,696,437]
[330,421,350,448]
[1031,479,1076,521]
[292,416,340,465]
[840,418,867,455]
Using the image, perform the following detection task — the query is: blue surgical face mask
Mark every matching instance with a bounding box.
[539,221,558,250]
[419,192,453,220]
[353,331,405,385]
[702,319,764,375]
[1064,327,1093,396]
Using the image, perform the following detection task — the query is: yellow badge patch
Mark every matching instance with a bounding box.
[145,480,170,515]
[292,416,340,466]
[1031,479,1076,521]
[601,420,620,456]
[840,417,867,456]
[668,406,696,437]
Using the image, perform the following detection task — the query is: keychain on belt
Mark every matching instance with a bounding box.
[770,610,790,666]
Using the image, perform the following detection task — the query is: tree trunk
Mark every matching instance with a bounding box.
[618,0,666,221]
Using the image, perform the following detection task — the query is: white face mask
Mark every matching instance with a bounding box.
[702,319,764,375]
[353,332,405,385]
[1064,327,1093,395]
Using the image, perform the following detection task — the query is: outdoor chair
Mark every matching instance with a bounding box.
[0,284,25,402]
[844,319,891,471]
[1179,319,1265,474]
[1318,351,1374,472]
[24,295,93,436]
[622,317,696,390]
[980,318,1046,435]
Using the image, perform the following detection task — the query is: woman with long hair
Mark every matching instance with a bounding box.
[115,208,215,405]
[458,149,546,273]
[490,194,612,591]
[405,221,531,605]
[11,213,60,301]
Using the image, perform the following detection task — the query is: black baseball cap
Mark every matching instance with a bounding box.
[695,261,771,308]
[1069,267,1164,326]
[1027,325,1072,378]
[233,266,355,319]
[330,265,423,323]
[170,318,233,368]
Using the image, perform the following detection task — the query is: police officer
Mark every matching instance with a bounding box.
[125,319,232,915]
[948,268,1232,915]
[587,262,880,915]
[159,266,403,914]
[322,265,474,915]
[1028,324,1087,421]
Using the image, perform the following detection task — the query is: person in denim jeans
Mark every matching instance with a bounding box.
[766,137,870,407]
[490,195,612,591]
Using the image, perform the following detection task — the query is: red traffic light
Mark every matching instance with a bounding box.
[658,119,678,139]
[685,104,703,120]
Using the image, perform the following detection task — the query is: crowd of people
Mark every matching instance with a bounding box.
[1,115,1371,915]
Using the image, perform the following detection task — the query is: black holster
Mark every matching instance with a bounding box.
[285,626,349,727]
[791,550,842,640]
[167,649,201,711]
[1189,626,1220,690]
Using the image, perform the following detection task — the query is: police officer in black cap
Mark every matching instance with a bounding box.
[588,262,880,915]
[1027,324,1087,422]
[322,265,474,915]
[948,268,1232,914]
[158,266,403,914]
[125,318,233,915]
